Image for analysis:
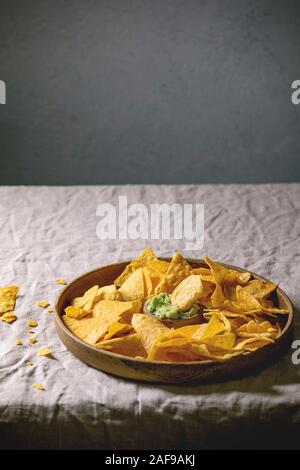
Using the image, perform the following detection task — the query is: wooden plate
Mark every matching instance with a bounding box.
[54,258,294,384]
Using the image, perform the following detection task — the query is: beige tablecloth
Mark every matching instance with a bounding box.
[0,184,300,449]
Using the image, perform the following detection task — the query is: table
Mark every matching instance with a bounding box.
[0,184,299,449]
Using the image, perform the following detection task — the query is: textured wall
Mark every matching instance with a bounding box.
[0,0,299,184]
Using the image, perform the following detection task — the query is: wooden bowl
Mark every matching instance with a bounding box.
[54,258,294,384]
[143,302,204,328]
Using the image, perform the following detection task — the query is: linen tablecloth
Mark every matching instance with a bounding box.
[0,184,300,449]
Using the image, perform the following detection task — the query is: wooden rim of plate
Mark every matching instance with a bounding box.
[54,258,294,367]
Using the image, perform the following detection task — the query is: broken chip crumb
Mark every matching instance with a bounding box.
[32,383,44,391]
[56,279,67,285]
[36,301,50,308]
[37,348,53,358]
[27,320,38,327]
[1,312,17,323]
[28,330,35,334]
[15,339,22,346]
[28,337,38,344]
[47,308,54,313]
[26,361,33,366]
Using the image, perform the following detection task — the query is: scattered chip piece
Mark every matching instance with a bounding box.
[32,383,44,391]
[27,320,38,327]
[1,312,17,323]
[56,279,67,285]
[0,285,19,314]
[25,361,33,366]
[28,337,38,344]
[36,301,50,308]
[15,339,22,345]
[48,308,54,313]
[37,348,53,358]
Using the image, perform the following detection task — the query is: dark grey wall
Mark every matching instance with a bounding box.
[0,0,300,184]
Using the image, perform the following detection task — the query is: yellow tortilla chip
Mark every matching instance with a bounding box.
[96,333,147,358]
[156,253,193,294]
[92,299,141,321]
[103,322,133,340]
[28,337,38,344]
[240,280,276,301]
[27,320,38,327]
[237,319,280,339]
[71,285,100,313]
[56,279,67,285]
[64,305,88,319]
[26,361,33,366]
[0,285,18,314]
[201,332,236,351]
[142,266,162,297]
[36,301,50,308]
[147,260,170,275]
[204,257,228,307]
[97,284,121,301]
[234,336,274,352]
[1,312,17,323]
[15,339,22,346]
[131,313,169,353]
[32,383,45,391]
[170,274,203,311]
[63,315,114,345]
[37,348,53,358]
[198,314,226,339]
[191,343,240,361]
[118,268,146,301]
[114,247,157,287]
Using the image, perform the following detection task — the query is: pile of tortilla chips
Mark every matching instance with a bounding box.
[62,248,288,362]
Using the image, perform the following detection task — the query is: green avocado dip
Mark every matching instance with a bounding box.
[145,293,199,320]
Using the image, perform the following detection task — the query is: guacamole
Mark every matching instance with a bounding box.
[145,293,199,320]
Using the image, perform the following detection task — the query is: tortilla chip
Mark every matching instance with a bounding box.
[118,268,146,301]
[27,320,38,327]
[71,285,100,313]
[97,284,121,301]
[240,280,276,300]
[191,343,240,361]
[103,321,133,340]
[156,253,193,294]
[234,336,274,352]
[56,279,67,285]
[64,305,88,319]
[0,285,18,314]
[114,247,157,287]
[32,383,45,391]
[170,274,203,311]
[147,260,170,275]
[237,319,280,339]
[1,312,17,323]
[198,314,226,339]
[142,266,161,297]
[28,337,38,344]
[36,301,50,308]
[92,299,141,322]
[201,332,236,351]
[37,348,53,358]
[63,315,114,345]
[96,333,147,358]
[15,339,22,346]
[131,313,169,353]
